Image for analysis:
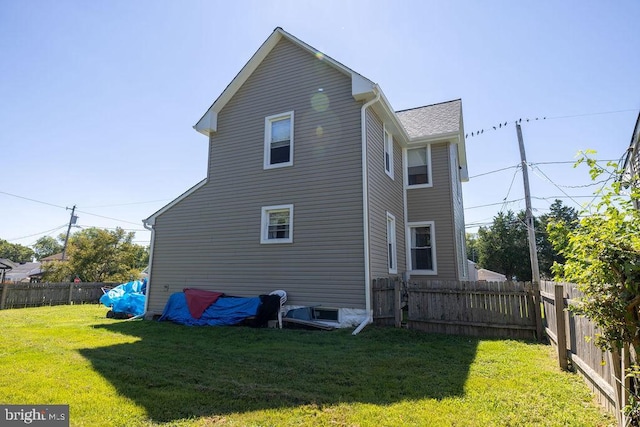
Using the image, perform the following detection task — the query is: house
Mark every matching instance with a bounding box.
[0,259,16,283]
[3,262,41,283]
[467,260,508,282]
[622,112,640,210]
[143,28,469,327]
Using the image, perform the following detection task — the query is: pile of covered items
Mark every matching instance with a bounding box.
[159,288,283,327]
[99,279,146,319]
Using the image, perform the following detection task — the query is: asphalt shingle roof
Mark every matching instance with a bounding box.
[396,99,461,140]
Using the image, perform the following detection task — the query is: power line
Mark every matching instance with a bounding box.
[499,165,521,214]
[530,159,618,166]
[469,164,519,179]
[465,108,638,139]
[75,210,144,227]
[82,199,171,209]
[0,190,67,210]
[465,194,604,210]
[7,224,68,242]
[529,165,584,209]
[468,159,619,181]
[0,190,144,227]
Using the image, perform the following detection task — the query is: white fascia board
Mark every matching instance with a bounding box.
[457,105,469,182]
[352,73,376,100]
[406,131,460,145]
[194,110,217,136]
[143,178,208,226]
[193,29,286,137]
[368,88,411,145]
[193,27,378,138]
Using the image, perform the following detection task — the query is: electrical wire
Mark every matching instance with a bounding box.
[499,165,521,214]
[0,190,67,210]
[469,164,519,179]
[7,224,68,242]
[82,199,171,209]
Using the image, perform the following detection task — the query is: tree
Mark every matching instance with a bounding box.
[32,236,63,261]
[43,227,146,283]
[0,239,34,263]
[548,152,640,422]
[537,199,579,279]
[475,210,532,281]
[466,233,479,263]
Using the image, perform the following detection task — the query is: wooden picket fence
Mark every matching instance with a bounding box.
[372,278,543,340]
[373,277,625,423]
[0,282,115,309]
[540,280,622,420]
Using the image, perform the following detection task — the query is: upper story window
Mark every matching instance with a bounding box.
[384,127,394,179]
[408,221,436,274]
[406,146,432,188]
[264,111,294,169]
[260,204,294,244]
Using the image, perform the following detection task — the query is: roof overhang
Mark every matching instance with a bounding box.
[194,27,376,137]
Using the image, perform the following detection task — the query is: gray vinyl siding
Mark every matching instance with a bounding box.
[148,38,365,314]
[366,109,406,280]
[450,143,468,279]
[406,142,457,279]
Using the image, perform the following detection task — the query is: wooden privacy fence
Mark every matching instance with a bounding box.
[0,282,114,310]
[372,278,543,341]
[540,280,624,420]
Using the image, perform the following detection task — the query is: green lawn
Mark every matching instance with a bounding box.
[0,304,614,426]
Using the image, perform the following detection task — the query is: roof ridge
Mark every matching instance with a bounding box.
[395,98,461,114]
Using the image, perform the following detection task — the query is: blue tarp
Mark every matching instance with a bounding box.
[158,292,261,326]
[99,279,146,317]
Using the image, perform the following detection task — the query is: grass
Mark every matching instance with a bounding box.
[0,304,614,427]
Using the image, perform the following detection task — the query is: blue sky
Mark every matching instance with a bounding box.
[1,0,638,249]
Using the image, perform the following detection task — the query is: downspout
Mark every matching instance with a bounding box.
[141,219,156,319]
[353,88,381,336]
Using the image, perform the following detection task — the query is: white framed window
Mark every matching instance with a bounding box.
[384,127,394,179]
[387,212,397,274]
[260,205,293,244]
[406,146,432,188]
[264,111,294,169]
[407,221,437,274]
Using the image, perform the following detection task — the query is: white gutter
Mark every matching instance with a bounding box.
[141,219,156,318]
[353,88,380,336]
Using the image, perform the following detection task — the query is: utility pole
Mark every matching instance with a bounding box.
[516,123,540,284]
[61,205,77,261]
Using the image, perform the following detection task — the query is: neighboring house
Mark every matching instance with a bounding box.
[40,253,65,262]
[0,259,16,283]
[622,112,640,210]
[144,28,469,326]
[4,262,41,283]
[467,260,508,282]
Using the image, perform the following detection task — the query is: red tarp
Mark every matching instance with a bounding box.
[183,288,223,319]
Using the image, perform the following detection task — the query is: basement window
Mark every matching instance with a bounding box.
[312,307,339,322]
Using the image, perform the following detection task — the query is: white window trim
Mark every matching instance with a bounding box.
[404,145,433,189]
[406,221,437,275]
[386,212,397,274]
[260,204,294,244]
[384,125,394,179]
[264,111,294,170]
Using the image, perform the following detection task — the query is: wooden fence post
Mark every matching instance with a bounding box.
[532,282,544,342]
[394,279,401,328]
[0,283,9,310]
[68,283,74,305]
[554,284,568,370]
